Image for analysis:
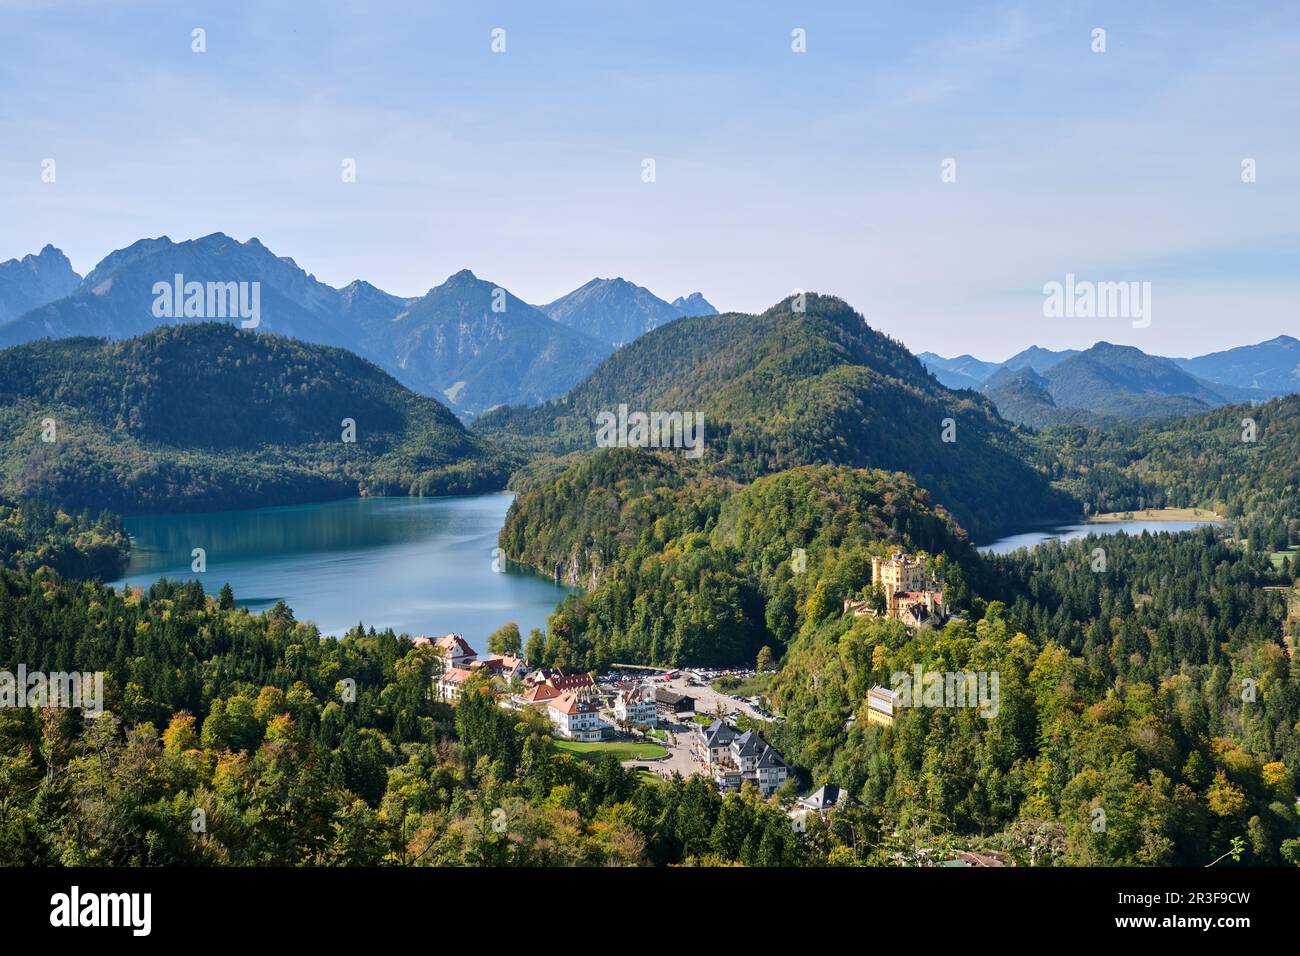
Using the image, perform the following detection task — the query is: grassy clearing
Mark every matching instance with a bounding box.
[1267,545,1299,571]
[554,740,668,762]
[1088,507,1224,523]
[711,673,774,699]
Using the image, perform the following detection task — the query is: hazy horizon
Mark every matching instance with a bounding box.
[5,229,1297,364]
[3,1,1297,359]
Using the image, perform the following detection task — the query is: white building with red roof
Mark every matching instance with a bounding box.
[413,633,478,669]
[474,654,528,683]
[436,667,475,703]
[546,692,609,742]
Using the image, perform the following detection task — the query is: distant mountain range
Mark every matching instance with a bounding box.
[0,235,718,420]
[921,337,1299,427]
[0,245,80,325]
[538,277,716,346]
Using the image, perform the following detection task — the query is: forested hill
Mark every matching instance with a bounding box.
[0,324,512,515]
[502,451,975,669]
[1037,393,1300,534]
[479,294,1077,540]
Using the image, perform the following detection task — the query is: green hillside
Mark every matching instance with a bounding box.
[505,451,975,668]
[1036,393,1300,541]
[0,323,512,515]
[480,294,1077,541]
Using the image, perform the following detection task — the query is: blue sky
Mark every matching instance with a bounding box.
[1,0,1296,359]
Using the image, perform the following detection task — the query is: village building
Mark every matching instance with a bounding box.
[414,633,478,669]
[549,672,596,694]
[655,687,695,720]
[524,667,562,686]
[473,654,528,683]
[612,684,658,728]
[865,685,898,728]
[435,666,474,703]
[518,682,562,706]
[696,718,739,766]
[798,784,855,814]
[693,719,789,795]
[546,692,609,742]
[524,667,595,694]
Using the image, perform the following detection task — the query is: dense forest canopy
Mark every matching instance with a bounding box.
[0,324,513,515]
[0,497,128,580]
[505,451,978,670]
[766,528,1300,865]
[1,295,1298,868]
[479,295,1077,541]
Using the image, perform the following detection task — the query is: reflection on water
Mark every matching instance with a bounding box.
[979,519,1224,555]
[111,494,572,641]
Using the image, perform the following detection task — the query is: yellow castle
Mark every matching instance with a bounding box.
[844,551,948,627]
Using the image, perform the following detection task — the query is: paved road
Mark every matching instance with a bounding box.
[618,676,767,780]
[664,676,767,721]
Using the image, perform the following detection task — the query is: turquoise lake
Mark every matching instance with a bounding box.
[109,494,572,642]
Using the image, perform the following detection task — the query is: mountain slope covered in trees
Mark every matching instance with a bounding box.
[501,450,976,668]
[481,294,1076,540]
[0,324,511,515]
[1033,393,1300,548]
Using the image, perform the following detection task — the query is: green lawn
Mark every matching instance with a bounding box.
[554,740,669,762]
[1268,545,1299,571]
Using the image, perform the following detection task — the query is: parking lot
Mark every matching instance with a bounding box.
[600,669,779,780]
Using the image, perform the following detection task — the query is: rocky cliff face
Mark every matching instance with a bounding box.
[0,245,81,324]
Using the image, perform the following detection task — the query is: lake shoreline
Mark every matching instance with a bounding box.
[109,493,571,640]
[1087,507,1226,524]
[979,515,1227,556]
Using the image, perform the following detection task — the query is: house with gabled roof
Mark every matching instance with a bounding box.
[655,686,695,719]
[474,654,528,683]
[694,718,739,766]
[613,684,658,728]
[546,691,609,742]
[752,745,789,795]
[518,682,563,706]
[435,666,475,703]
[550,672,596,693]
[414,633,478,669]
[524,667,595,696]
[693,719,789,795]
[798,784,855,814]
